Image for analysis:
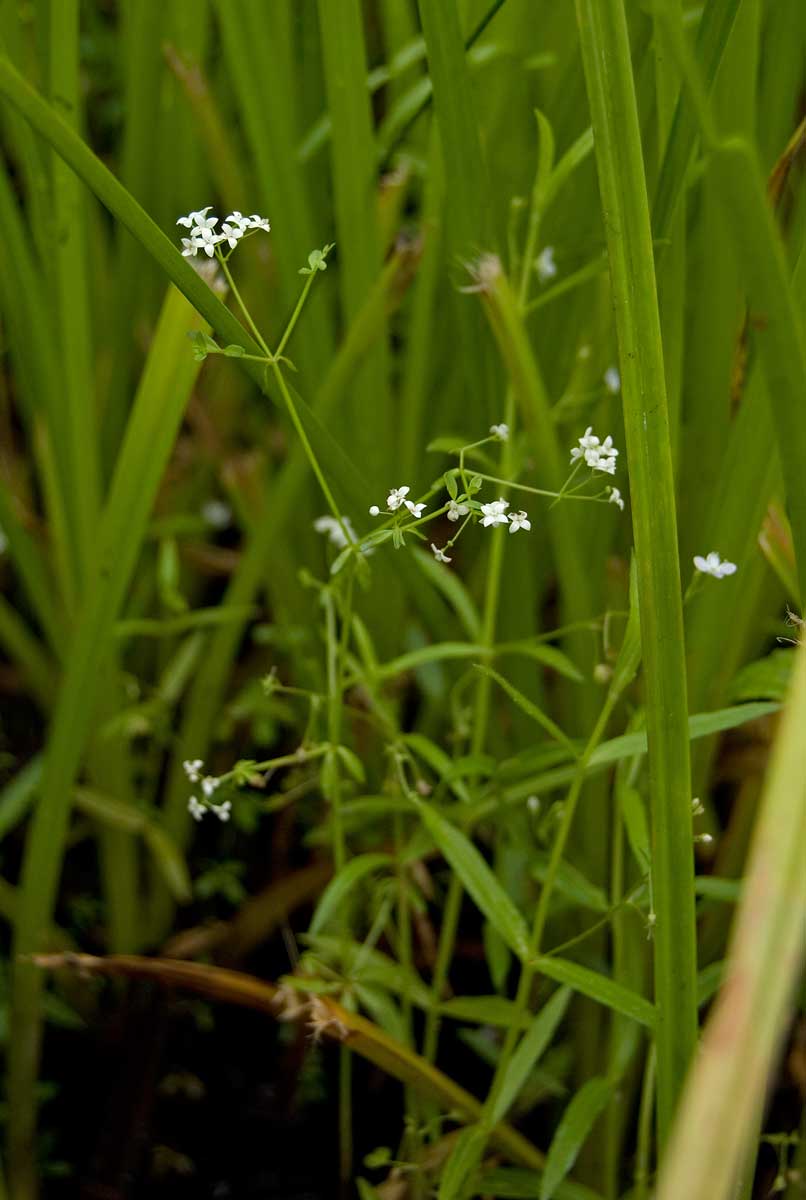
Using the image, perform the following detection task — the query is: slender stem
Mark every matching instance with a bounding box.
[635,1045,657,1200]
[275,270,319,359]
[217,254,272,356]
[423,872,464,1067]
[481,693,617,1127]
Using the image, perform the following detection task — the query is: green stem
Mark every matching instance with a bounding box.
[217,253,272,356]
[275,270,319,360]
[576,0,698,1142]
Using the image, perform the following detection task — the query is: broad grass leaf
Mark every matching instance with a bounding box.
[540,1077,611,1200]
[490,987,572,1125]
[728,648,794,703]
[412,798,531,961]
[309,854,394,935]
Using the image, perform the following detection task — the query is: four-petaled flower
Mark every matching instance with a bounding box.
[570,427,619,474]
[404,499,426,518]
[508,510,531,533]
[490,423,510,441]
[431,543,452,563]
[188,796,206,821]
[183,758,204,783]
[194,227,219,257]
[693,552,737,579]
[177,206,217,230]
[480,498,510,528]
[219,222,244,249]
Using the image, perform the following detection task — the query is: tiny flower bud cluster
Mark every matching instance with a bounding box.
[183,759,231,822]
[570,427,620,475]
[177,207,271,259]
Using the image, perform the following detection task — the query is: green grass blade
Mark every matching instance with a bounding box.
[576,0,699,1140]
[8,284,207,1197]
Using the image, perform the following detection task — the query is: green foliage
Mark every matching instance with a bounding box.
[0,2,803,1198]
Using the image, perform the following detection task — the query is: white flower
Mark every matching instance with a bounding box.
[536,245,557,283]
[188,796,206,821]
[183,759,204,783]
[369,505,381,517]
[313,514,357,549]
[201,776,220,798]
[404,499,426,518]
[245,214,271,232]
[202,499,232,529]
[224,211,249,228]
[193,227,220,257]
[608,487,625,511]
[211,800,232,822]
[508,510,531,533]
[490,423,510,441]
[386,486,410,511]
[219,221,244,250]
[604,366,621,394]
[447,500,469,522]
[480,498,510,528]
[177,206,217,230]
[180,236,199,258]
[570,426,600,464]
[693,552,737,579]
[570,427,619,473]
[431,543,452,563]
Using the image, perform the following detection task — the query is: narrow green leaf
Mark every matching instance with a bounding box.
[309,854,393,936]
[490,987,572,1126]
[439,1124,486,1200]
[533,956,656,1028]
[474,665,578,756]
[439,996,534,1031]
[412,799,531,961]
[540,1077,612,1200]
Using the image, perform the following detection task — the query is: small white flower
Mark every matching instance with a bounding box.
[693,552,737,579]
[193,227,221,257]
[188,796,206,821]
[608,487,625,510]
[177,206,217,230]
[431,543,452,563]
[224,211,249,228]
[211,800,232,822]
[604,366,621,394]
[386,486,410,511]
[201,776,220,798]
[219,221,244,250]
[480,498,510,528]
[245,214,271,232]
[369,505,381,516]
[490,423,510,441]
[570,426,600,464]
[447,500,469,522]
[313,514,357,549]
[183,759,204,783]
[404,499,426,518]
[536,245,557,283]
[508,510,531,533]
[202,499,232,529]
[180,236,199,257]
[595,455,618,475]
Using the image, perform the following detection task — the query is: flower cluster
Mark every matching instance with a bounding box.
[369,485,427,520]
[570,427,619,475]
[480,498,530,533]
[693,552,737,579]
[177,207,270,259]
[183,759,231,822]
